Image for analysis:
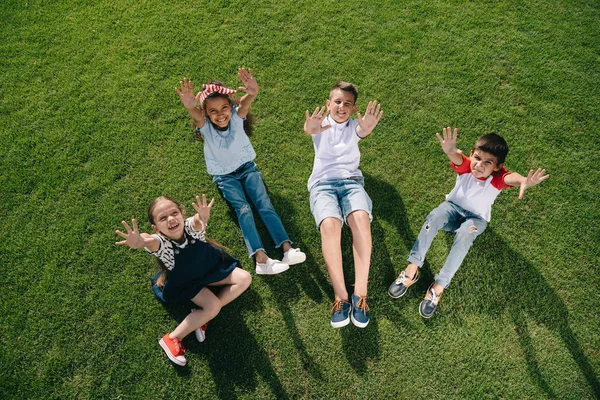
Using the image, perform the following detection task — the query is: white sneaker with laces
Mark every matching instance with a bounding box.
[282,248,306,266]
[256,258,289,275]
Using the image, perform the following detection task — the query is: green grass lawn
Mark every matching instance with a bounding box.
[1,0,599,398]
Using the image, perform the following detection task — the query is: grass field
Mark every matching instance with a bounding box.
[1,0,599,398]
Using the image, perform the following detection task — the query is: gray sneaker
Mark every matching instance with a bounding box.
[388,269,419,298]
[419,285,442,318]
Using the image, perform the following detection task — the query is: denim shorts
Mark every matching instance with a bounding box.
[309,178,372,229]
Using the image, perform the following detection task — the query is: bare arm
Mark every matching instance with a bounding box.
[175,78,206,129]
[236,68,258,119]
[115,219,160,252]
[504,168,549,199]
[436,127,464,165]
[356,100,384,138]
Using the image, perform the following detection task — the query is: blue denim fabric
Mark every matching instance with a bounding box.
[407,201,487,288]
[213,162,290,257]
[309,178,372,229]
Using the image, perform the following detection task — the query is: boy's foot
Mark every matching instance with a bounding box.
[419,284,443,319]
[256,258,289,275]
[191,309,208,342]
[350,294,370,328]
[330,299,351,328]
[282,248,306,266]
[159,333,186,366]
[388,269,419,298]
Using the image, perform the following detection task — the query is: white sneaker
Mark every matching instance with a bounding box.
[191,308,207,342]
[256,258,289,275]
[282,248,306,266]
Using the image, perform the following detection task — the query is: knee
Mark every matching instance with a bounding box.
[236,203,252,216]
[239,269,252,290]
[455,224,481,245]
[347,210,370,228]
[319,218,342,236]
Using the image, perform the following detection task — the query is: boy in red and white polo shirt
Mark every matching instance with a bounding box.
[388,127,549,318]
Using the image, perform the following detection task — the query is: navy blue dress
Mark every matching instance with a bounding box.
[146,218,238,302]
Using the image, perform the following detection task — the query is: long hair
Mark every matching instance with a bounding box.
[193,80,254,140]
[147,196,231,287]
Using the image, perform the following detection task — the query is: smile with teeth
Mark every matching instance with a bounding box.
[168,222,180,230]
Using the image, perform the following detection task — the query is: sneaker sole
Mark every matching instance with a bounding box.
[388,287,407,299]
[159,338,186,366]
[350,313,369,328]
[331,317,350,328]
[255,264,290,275]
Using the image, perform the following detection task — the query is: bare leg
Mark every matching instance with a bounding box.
[170,288,222,340]
[320,217,347,301]
[346,210,371,297]
[207,267,252,307]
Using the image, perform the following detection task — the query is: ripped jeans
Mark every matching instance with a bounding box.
[213,162,290,258]
[407,201,487,288]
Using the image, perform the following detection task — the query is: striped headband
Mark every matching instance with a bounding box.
[197,84,237,105]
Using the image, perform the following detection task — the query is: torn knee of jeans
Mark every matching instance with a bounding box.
[424,224,431,232]
[468,225,477,233]
[239,205,250,214]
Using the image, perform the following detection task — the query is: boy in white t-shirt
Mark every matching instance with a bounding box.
[389,127,549,318]
[304,82,383,328]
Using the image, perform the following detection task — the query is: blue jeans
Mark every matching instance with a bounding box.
[407,201,487,288]
[213,162,290,258]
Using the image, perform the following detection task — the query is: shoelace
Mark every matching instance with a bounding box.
[395,271,408,284]
[355,296,370,316]
[428,288,438,305]
[330,300,347,315]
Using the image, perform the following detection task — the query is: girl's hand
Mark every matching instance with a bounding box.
[238,68,259,96]
[356,100,383,137]
[175,78,202,111]
[436,126,459,155]
[115,219,147,249]
[192,194,214,229]
[304,106,331,134]
[518,168,549,199]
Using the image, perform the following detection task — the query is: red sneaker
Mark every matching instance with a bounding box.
[159,333,186,366]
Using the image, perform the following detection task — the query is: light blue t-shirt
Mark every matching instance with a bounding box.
[197,106,256,175]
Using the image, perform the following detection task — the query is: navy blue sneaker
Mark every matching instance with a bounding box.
[330,300,351,328]
[388,269,419,298]
[419,285,442,319]
[350,294,370,328]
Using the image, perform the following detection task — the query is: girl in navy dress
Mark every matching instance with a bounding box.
[116,194,251,366]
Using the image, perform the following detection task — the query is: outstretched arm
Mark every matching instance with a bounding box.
[115,219,159,252]
[237,68,259,119]
[436,126,464,165]
[504,168,549,199]
[191,194,214,231]
[304,106,331,135]
[356,100,383,138]
[175,78,206,129]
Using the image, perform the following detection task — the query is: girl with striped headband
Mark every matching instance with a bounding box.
[176,68,306,275]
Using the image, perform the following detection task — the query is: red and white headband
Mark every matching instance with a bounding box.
[197,84,237,105]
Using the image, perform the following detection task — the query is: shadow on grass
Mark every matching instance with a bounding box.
[159,289,290,399]
[461,228,599,398]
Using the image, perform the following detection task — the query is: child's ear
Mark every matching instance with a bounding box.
[151,224,159,234]
[494,162,503,172]
[326,99,331,109]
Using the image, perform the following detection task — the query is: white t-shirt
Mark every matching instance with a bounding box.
[446,154,513,221]
[307,116,362,190]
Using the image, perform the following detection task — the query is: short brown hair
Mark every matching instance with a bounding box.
[330,81,358,103]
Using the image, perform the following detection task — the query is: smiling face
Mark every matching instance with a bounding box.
[204,96,232,130]
[150,199,186,242]
[469,149,502,179]
[327,88,357,123]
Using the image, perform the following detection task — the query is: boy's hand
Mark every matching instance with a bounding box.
[356,100,383,137]
[518,168,549,199]
[238,68,259,96]
[175,78,201,110]
[192,194,214,228]
[436,127,460,155]
[304,106,331,134]
[115,219,147,249]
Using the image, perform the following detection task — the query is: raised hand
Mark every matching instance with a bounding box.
[518,168,550,199]
[175,78,202,110]
[436,127,459,155]
[115,219,147,249]
[356,100,383,136]
[238,68,259,96]
[192,194,214,228]
[304,106,331,135]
